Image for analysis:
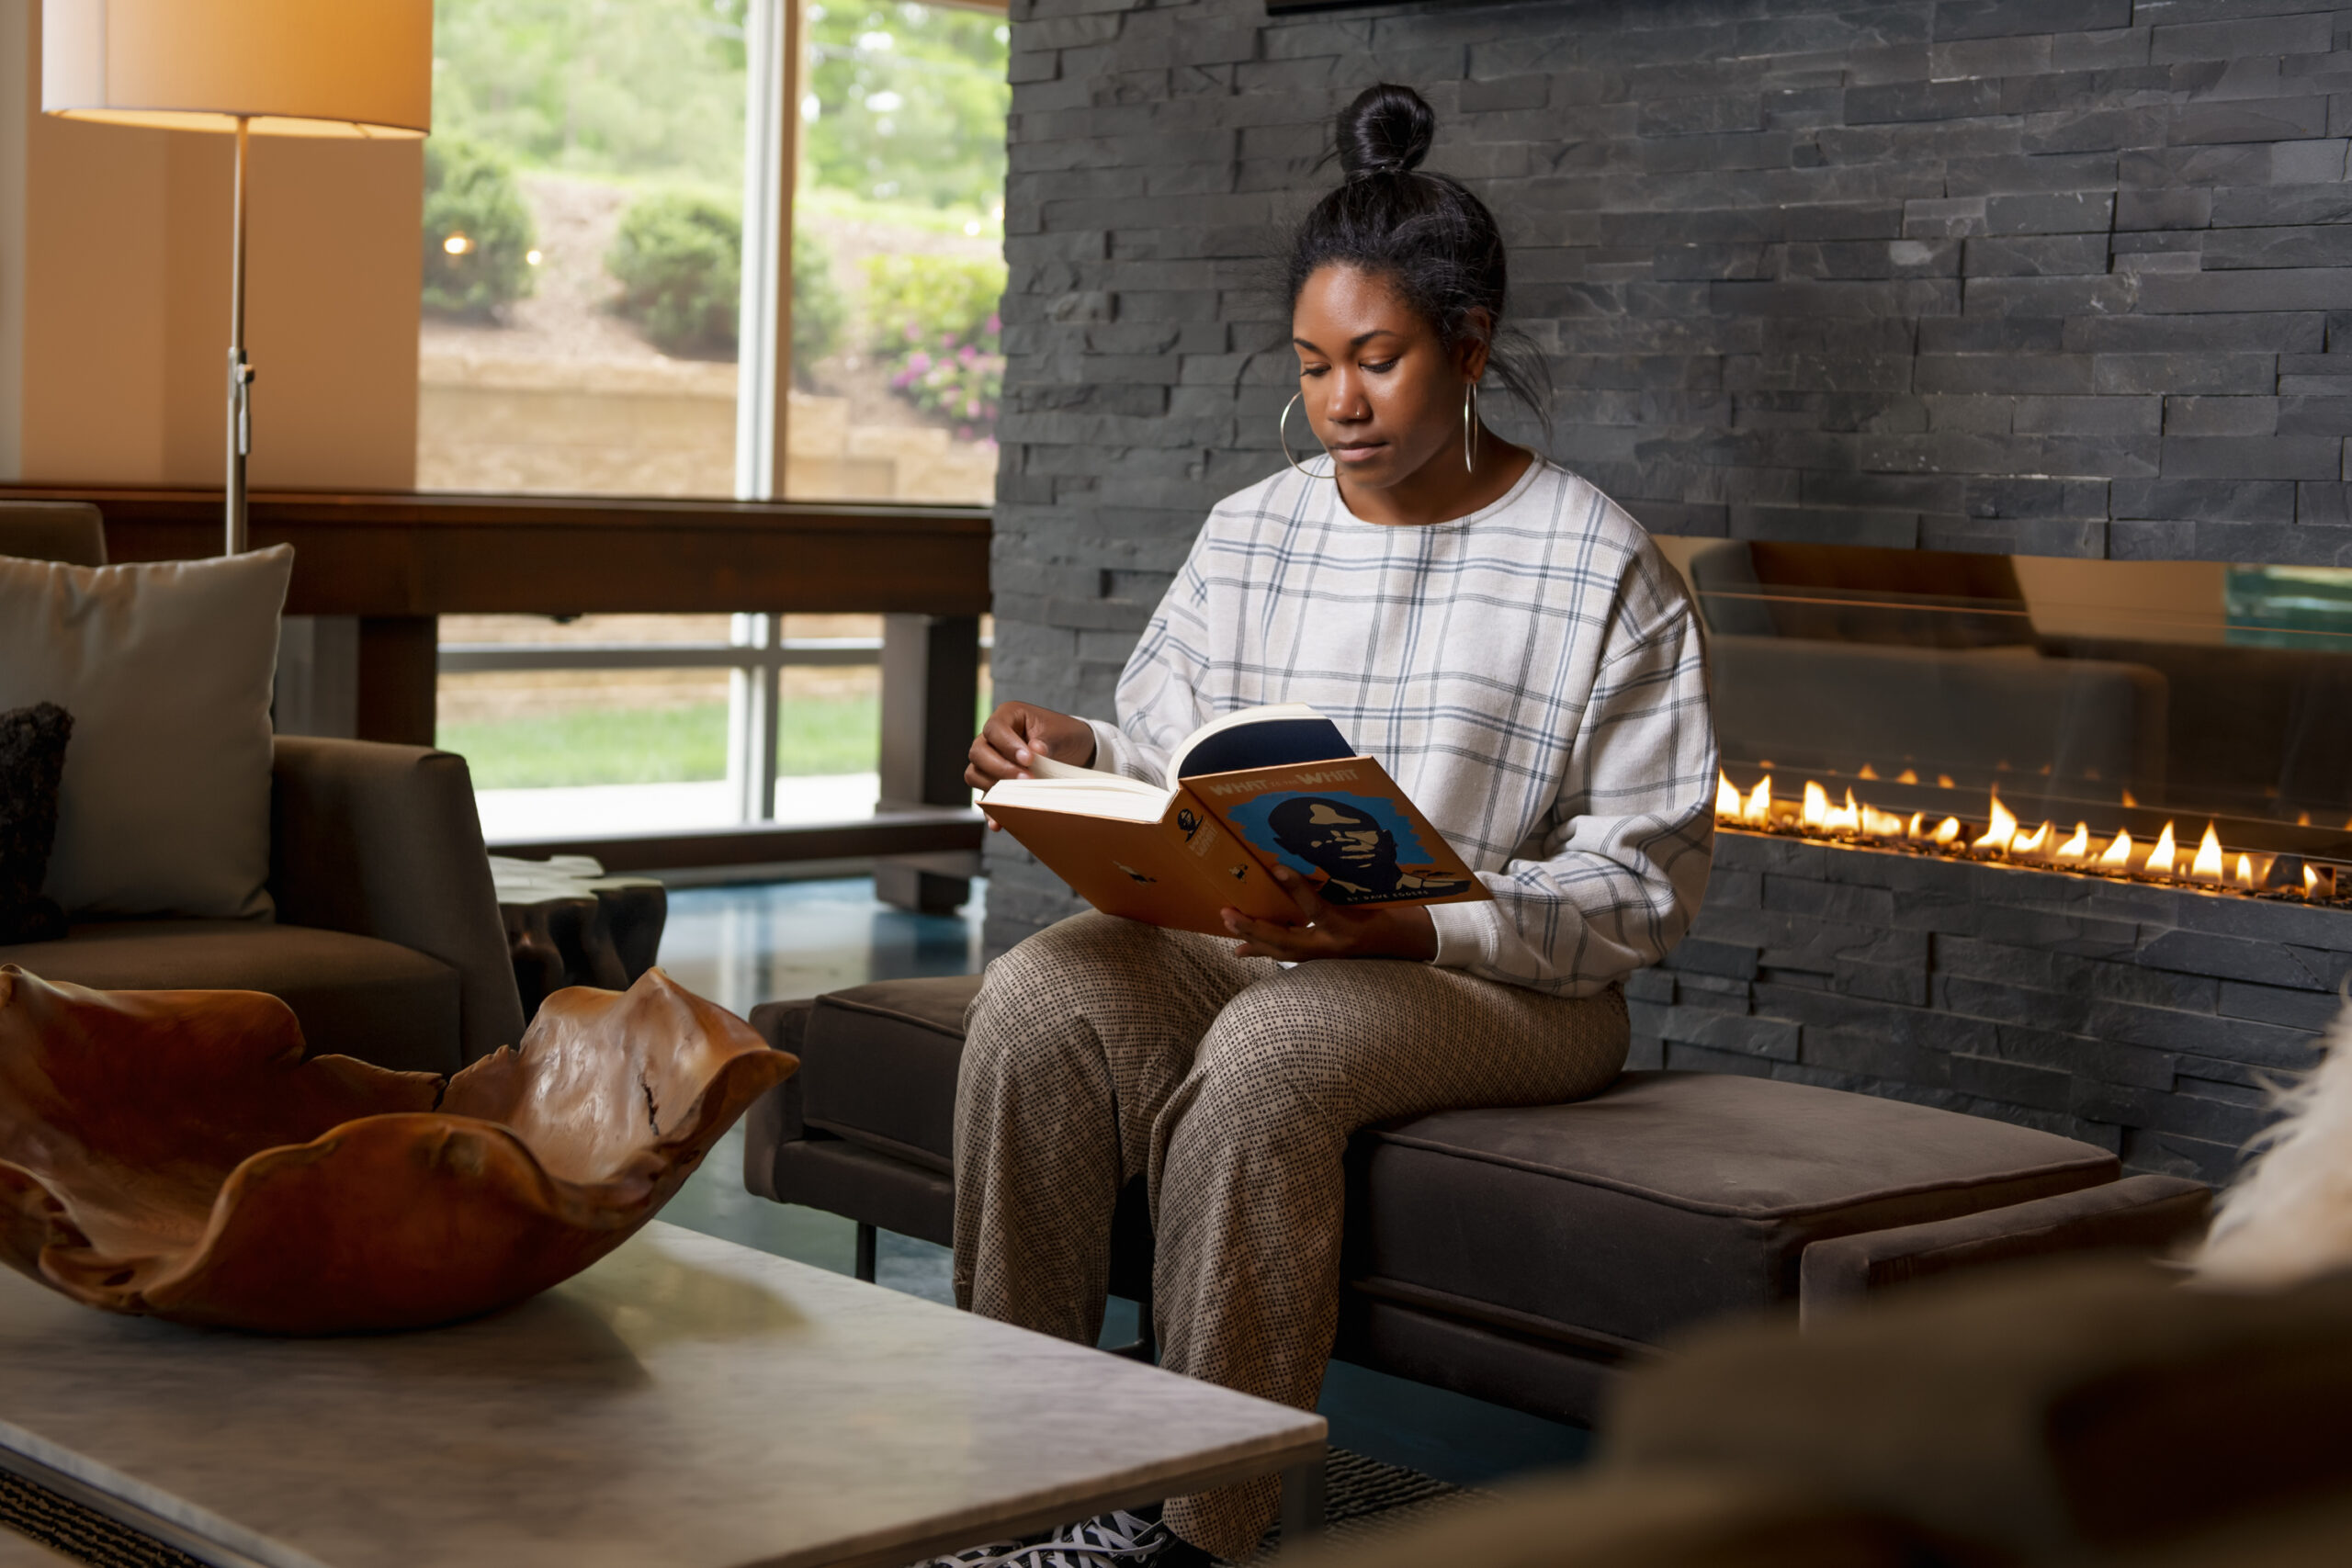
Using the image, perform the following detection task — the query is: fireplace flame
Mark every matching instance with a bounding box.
[1973,790,2018,852]
[1713,768,2337,904]
[2193,822,2224,881]
[1861,804,1907,837]
[1800,781,1866,835]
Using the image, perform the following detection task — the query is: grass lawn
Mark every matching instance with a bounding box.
[439,696,880,788]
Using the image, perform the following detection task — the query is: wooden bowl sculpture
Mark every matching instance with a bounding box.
[0,964,797,1333]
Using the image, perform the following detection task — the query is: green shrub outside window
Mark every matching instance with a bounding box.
[604,192,846,372]
[791,229,848,382]
[421,139,537,319]
[606,192,741,356]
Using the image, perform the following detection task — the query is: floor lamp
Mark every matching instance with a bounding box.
[40,0,432,556]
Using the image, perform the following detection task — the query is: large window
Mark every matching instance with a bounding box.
[791,1,1008,502]
[415,0,1005,504]
[437,612,903,838]
[416,1,1006,837]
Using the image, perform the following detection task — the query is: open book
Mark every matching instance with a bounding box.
[982,704,1490,936]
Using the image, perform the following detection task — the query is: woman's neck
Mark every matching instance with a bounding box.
[1336,428,1533,527]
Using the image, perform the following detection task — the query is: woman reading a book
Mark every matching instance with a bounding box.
[940,84,1717,1568]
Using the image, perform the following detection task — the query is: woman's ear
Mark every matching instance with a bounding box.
[1455,309,1495,383]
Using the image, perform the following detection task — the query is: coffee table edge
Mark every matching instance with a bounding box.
[0,1431,317,1568]
[783,1423,1329,1568]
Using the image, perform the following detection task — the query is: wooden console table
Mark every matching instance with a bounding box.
[4,486,990,890]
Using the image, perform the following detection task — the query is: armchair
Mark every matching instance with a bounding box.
[0,739,525,1075]
[0,502,526,1074]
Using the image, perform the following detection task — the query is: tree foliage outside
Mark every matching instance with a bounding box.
[430,0,1009,211]
[431,0,749,186]
[421,139,538,318]
[804,2,1009,212]
[864,254,1004,431]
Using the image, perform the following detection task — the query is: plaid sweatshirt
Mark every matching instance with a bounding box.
[1084,457,1717,997]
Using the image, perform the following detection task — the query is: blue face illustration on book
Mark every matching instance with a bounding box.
[1227,792,1471,905]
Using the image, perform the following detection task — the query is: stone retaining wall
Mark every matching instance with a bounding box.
[416,353,997,501]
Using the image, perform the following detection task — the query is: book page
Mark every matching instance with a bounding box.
[981,774,1171,823]
[1025,750,1113,782]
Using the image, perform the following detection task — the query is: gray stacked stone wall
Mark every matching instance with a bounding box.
[986,0,2352,1169]
[1641,832,2347,1181]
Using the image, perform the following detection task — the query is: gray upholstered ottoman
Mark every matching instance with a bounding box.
[743,973,2209,1425]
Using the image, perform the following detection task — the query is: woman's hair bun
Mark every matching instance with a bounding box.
[1335,83,1434,179]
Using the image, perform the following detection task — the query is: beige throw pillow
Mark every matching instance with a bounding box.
[0,547,293,919]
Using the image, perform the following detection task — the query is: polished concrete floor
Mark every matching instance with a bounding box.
[656,876,1591,1489]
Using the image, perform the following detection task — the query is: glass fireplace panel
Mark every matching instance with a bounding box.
[1662,540,2352,884]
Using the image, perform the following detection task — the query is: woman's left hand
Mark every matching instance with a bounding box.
[1222,865,1439,963]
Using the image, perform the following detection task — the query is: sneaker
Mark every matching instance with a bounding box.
[909,1508,1195,1568]
[908,1540,1032,1568]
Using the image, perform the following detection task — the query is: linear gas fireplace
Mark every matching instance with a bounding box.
[1666,542,2352,908]
[1633,540,2352,1183]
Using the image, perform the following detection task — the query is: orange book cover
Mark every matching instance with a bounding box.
[1182,758,1489,910]
[979,704,1490,932]
[981,794,1296,936]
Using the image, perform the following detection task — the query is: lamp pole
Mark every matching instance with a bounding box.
[225,114,254,556]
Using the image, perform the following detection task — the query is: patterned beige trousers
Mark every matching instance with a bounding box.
[952,912,1629,1559]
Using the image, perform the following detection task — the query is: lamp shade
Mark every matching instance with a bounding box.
[41,0,431,139]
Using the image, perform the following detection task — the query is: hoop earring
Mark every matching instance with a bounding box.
[1280,393,1336,482]
[1464,381,1480,474]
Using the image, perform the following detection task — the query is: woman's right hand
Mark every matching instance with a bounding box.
[967,702,1098,795]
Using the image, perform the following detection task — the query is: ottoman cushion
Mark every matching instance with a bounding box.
[797,973,980,1174]
[1351,1072,2119,1348]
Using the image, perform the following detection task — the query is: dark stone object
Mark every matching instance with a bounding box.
[489,855,670,1022]
[0,703,72,946]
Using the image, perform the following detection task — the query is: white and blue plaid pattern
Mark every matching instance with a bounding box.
[1087,458,1717,997]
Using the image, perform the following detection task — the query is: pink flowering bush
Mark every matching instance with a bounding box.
[863,255,1005,436]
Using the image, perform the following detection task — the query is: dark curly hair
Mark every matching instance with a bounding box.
[1283,84,1547,421]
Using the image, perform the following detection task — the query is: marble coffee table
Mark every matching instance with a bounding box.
[0,1224,1326,1568]
[0,1529,76,1566]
